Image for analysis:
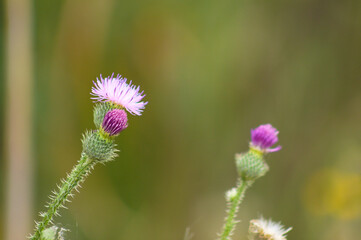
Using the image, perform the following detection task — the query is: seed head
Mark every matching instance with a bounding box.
[249,217,292,240]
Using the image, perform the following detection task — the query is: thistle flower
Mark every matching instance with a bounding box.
[102,109,128,136]
[248,217,292,240]
[91,73,148,116]
[250,124,281,153]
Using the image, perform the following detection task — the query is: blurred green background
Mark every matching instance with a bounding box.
[1,0,361,239]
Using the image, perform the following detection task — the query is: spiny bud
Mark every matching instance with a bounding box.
[248,217,292,240]
[82,130,118,162]
[102,109,128,136]
[235,150,269,181]
[93,102,116,129]
[236,124,282,181]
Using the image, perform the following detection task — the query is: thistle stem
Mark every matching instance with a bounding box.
[219,179,252,240]
[31,153,95,240]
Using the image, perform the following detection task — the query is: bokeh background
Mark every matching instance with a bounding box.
[1,0,361,239]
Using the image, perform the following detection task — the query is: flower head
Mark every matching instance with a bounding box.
[102,109,128,136]
[249,217,292,240]
[91,74,147,116]
[250,124,281,153]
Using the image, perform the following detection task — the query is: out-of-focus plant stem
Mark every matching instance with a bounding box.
[219,179,252,240]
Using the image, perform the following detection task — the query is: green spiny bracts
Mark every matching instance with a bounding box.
[82,130,118,162]
[93,102,120,129]
[30,154,95,240]
[235,149,269,181]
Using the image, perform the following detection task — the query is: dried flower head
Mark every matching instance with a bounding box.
[249,217,292,240]
[102,109,128,136]
[250,124,281,153]
[91,73,148,116]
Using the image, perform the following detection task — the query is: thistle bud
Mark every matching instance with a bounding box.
[236,124,282,181]
[82,131,118,162]
[248,217,292,240]
[102,109,128,136]
[235,150,269,181]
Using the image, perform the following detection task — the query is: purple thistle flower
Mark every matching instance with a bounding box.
[250,124,281,153]
[91,73,148,116]
[102,109,128,136]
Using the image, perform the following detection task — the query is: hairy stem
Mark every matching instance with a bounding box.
[219,179,252,240]
[31,153,95,240]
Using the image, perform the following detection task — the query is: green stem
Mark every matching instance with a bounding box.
[219,179,252,240]
[31,153,95,240]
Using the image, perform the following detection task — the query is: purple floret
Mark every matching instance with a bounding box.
[102,109,128,136]
[251,124,281,153]
[91,73,148,116]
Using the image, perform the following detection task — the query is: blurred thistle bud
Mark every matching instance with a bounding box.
[235,151,269,181]
[82,130,118,162]
[101,109,128,136]
[236,124,281,181]
[225,187,238,202]
[248,217,292,240]
[250,124,281,153]
[93,102,116,129]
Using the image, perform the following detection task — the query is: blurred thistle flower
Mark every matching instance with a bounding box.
[250,124,281,153]
[249,217,292,240]
[91,73,148,115]
[101,109,128,136]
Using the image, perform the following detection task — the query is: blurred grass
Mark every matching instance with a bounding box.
[0,0,5,237]
[2,0,361,239]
